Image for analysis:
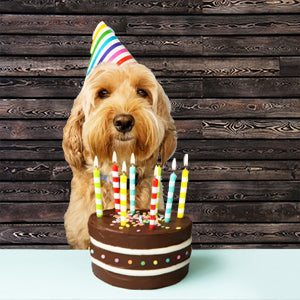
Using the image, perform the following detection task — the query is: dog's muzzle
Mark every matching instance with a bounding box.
[113,114,135,133]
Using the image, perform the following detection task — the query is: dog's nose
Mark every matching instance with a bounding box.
[113,114,135,133]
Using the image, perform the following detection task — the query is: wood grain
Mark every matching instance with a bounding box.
[0,0,202,14]
[203,36,300,56]
[0,181,70,201]
[1,181,299,202]
[203,78,300,98]
[3,35,300,57]
[1,202,300,223]
[0,77,202,98]
[1,98,300,119]
[0,224,67,244]
[0,57,280,77]
[0,35,203,57]
[1,160,299,181]
[2,14,299,35]
[2,77,299,99]
[2,0,300,14]
[2,119,300,140]
[0,223,299,244]
[192,223,300,243]
[1,139,299,160]
[202,0,300,14]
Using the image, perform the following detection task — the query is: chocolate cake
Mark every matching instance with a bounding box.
[88,209,192,289]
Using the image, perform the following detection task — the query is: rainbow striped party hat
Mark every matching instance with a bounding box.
[86,21,136,76]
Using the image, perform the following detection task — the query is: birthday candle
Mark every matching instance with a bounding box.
[93,156,103,217]
[112,151,120,213]
[120,161,127,226]
[155,165,162,216]
[129,153,136,215]
[150,166,159,230]
[165,158,177,223]
[177,154,189,218]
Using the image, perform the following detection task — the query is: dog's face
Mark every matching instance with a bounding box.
[63,63,177,171]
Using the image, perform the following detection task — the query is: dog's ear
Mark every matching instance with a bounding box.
[156,84,177,166]
[63,97,85,170]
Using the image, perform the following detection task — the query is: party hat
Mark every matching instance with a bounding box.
[86,21,136,76]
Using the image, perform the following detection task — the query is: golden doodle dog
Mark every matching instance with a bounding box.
[63,62,177,249]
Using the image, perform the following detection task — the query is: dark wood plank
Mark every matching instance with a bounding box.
[0,77,202,98]
[193,244,300,249]
[0,57,280,77]
[183,202,300,223]
[0,0,201,14]
[1,243,300,249]
[0,224,67,244]
[2,14,299,35]
[2,139,300,160]
[192,223,300,244]
[203,36,300,56]
[0,99,72,119]
[0,181,70,201]
[202,0,300,14]
[0,245,70,249]
[2,202,300,223]
[0,161,72,181]
[2,98,300,119]
[0,203,67,223]
[0,140,66,160]
[203,78,300,98]
[166,181,300,202]
[2,119,300,140]
[0,35,203,57]
[171,98,300,119]
[280,57,300,76]
[1,181,299,202]
[3,223,299,245]
[3,35,300,57]
[2,77,299,99]
[1,160,299,181]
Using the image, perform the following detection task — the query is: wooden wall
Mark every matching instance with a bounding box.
[0,0,300,248]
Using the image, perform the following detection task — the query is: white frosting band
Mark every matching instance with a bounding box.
[91,256,190,277]
[90,236,192,255]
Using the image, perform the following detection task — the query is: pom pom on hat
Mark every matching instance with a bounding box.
[86,21,136,76]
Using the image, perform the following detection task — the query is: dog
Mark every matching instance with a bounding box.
[63,62,177,249]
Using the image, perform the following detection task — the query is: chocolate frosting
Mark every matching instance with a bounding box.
[88,209,192,249]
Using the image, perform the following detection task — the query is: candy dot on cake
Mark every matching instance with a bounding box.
[128,260,132,265]
[153,260,158,265]
[141,261,146,266]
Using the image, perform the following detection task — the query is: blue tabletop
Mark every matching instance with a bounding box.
[0,249,299,299]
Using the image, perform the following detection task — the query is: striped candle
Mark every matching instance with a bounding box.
[177,154,189,219]
[150,166,159,230]
[165,158,177,223]
[120,161,127,227]
[93,156,103,217]
[87,21,136,76]
[155,165,162,216]
[112,151,120,213]
[129,153,136,215]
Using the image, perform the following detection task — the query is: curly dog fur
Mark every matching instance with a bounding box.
[63,63,177,249]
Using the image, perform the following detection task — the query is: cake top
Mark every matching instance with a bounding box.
[88,209,192,249]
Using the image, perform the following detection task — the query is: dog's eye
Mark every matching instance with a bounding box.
[137,89,148,98]
[98,89,110,99]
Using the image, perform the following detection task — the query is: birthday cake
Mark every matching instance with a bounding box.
[88,209,192,289]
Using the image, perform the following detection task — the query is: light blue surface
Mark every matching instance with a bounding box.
[0,249,299,299]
